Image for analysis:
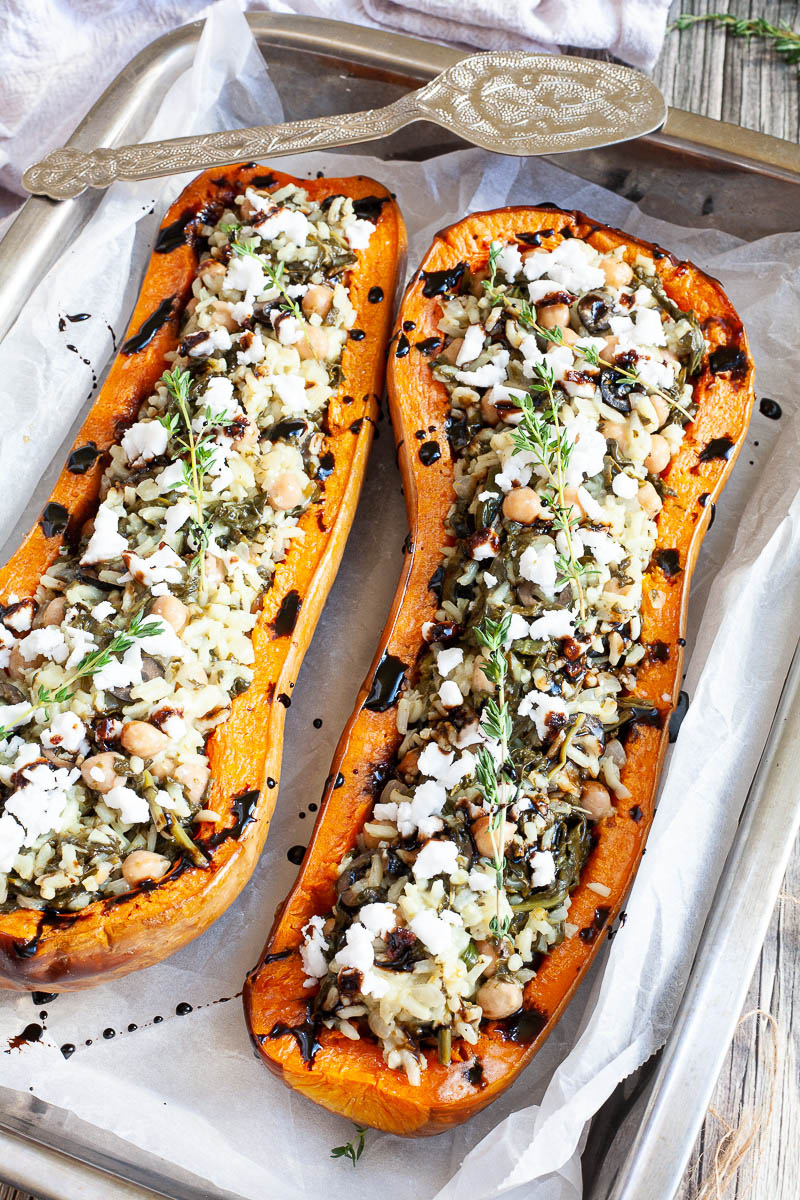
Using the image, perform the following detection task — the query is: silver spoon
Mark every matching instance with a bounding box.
[22,51,666,201]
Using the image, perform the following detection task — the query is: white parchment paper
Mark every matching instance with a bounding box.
[1,6,799,1198]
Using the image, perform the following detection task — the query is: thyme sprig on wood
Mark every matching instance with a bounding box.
[0,611,163,739]
[672,13,800,74]
[475,613,516,940]
[512,380,588,621]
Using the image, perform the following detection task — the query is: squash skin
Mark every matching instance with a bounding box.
[0,165,406,991]
[244,205,755,1135]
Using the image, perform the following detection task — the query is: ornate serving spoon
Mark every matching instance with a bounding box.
[23,51,665,201]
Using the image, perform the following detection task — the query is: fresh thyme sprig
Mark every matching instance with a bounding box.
[160,368,227,595]
[577,343,692,420]
[229,235,304,321]
[487,240,502,290]
[330,1124,368,1167]
[474,613,517,940]
[512,379,588,621]
[672,13,800,74]
[0,611,162,740]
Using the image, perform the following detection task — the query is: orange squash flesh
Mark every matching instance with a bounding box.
[244,206,755,1135]
[0,164,406,991]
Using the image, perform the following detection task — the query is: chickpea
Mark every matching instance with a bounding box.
[580,780,616,821]
[603,577,635,598]
[81,752,122,793]
[503,486,544,525]
[438,337,463,365]
[563,485,586,520]
[397,748,420,780]
[637,481,663,519]
[204,553,226,588]
[651,394,670,428]
[122,850,171,888]
[233,421,259,450]
[301,284,334,320]
[560,327,580,346]
[600,257,633,288]
[645,434,671,476]
[536,302,570,330]
[209,300,237,332]
[41,597,66,627]
[472,659,495,694]
[269,470,305,512]
[471,814,514,858]
[297,325,337,361]
[475,939,498,978]
[120,721,170,759]
[601,420,628,446]
[480,393,501,426]
[7,643,27,681]
[476,978,524,1020]
[174,757,210,806]
[200,259,226,287]
[151,594,187,635]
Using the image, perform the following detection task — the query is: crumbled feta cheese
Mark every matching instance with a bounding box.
[494,242,523,281]
[436,646,464,676]
[527,609,575,639]
[300,913,329,982]
[271,374,307,413]
[94,644,145,692]
[236,332,266,365]
[81,502,128,564]
[3,606,32,633]
[527,279,567,303]
[582,528,623,566]
[524,238,605,293]
[408,908,462,956]
[454,349,509,387]
[0,812,24,872]
[417,743,475,788]
[413,839,459,881]
[19,626,68,664]
[104,784,150,825]
[359,902,397,937]
[344,218,374,251]
[161,713,186,740]
[274,315,303,346]
[121,420,168,466]
[577,485,607,523]
[188,326,233,357]
[224,254,266,296]
[483,571,498,587]
[6,762,78,844]
[468,868,495,893]
[0,703,32,734]
[164,499,193,540]
[518,692,569,740]
[202,376,237,419]
[529,849,557,887]
[438,679,462,708]
[157,462,187,495]
[612,471,639,499]
[519,541,558,593]
[456,323,485,366]
[123,545,184,593]
[565,415,607,485]
[91,601,115,622]
[261,207,311,246]
[333,922,387,998]
[41,712,86,754]
[396,779,447,838]
[504,612,531,643]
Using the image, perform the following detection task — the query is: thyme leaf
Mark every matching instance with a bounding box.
[330,1124,368,1167]
[672,14,800,74]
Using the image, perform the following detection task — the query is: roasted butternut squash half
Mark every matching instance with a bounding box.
[244,205,754,1134]
[0,164,405,990]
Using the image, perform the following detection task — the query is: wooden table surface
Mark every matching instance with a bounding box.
[2,2,799,1199]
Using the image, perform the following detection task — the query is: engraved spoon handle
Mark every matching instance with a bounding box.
[22,94,419,201]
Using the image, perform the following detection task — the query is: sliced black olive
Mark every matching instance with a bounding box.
[577,289,615,335]
[599,368,639,414]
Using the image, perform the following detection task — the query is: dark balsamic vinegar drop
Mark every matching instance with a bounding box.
[708,345,747,375]
[103,1028,116,1039]
[40,502,69,538]
[698,436,735,463]
[287,845,306,866]
[402,320,416,332]
[420,263,466,298]
[313,718,323,729]
[367,286,384,303]
[7,1023,44,1050]
[654,548,681,577]
[669,691,690,742]
[120,296,176,355]
[759,397,782,420]
[419,440,441,466]
[61,1043,76,1059]
[176,1003,193,1016]
[66,313,91,323]
[153,1016,163,1024]
[395,333,410,358]
[154,207,197,253]
[365,654,407,712]
[415,337,442,356]
[273,590,301,637]
[31,991,58,1006]
[352,195,388,222]
[67,442,102,474]
[497,1007,548,1043]
[127,1023,138,1033]
[349,329,366,341]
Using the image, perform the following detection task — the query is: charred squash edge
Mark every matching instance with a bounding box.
[0,164,406,991]
[243,204,755,1136]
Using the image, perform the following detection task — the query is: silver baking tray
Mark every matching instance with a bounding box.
[1,15,799,1200]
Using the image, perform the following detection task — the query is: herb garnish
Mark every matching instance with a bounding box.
[672,14,800,75]
[0,610,162,739]
[475,613,516,939]
[230,235,304,321]
[330,1124,368,1167]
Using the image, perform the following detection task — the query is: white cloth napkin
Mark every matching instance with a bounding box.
[0,0,670,221]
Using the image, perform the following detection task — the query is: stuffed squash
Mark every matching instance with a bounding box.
[0,164,405,989]
[245,205,754,1134]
